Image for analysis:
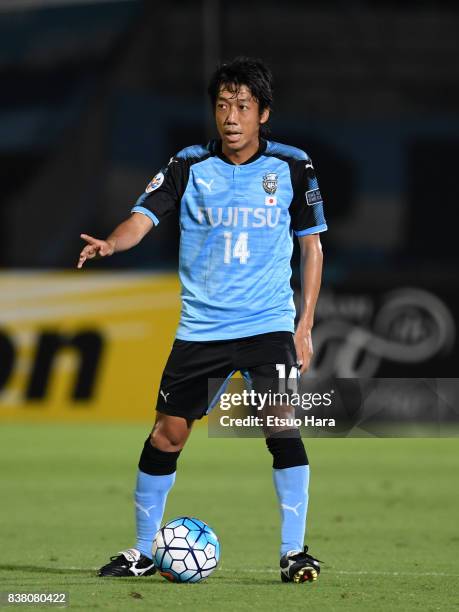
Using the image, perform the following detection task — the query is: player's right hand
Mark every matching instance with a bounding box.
[77,234,115,269]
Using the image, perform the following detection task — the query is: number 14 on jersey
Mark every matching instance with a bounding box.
[223,232,250,264]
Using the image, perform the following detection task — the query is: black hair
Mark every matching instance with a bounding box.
[208,56,273,134]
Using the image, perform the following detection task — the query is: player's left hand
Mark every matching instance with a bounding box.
[294,323,314,374]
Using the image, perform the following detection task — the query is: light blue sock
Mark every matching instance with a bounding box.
[134,469,176,558]
[273,465,310,556]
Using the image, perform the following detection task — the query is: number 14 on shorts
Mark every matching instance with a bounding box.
[223,232,250,264]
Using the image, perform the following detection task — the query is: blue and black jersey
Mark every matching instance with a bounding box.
[132,138,327,341]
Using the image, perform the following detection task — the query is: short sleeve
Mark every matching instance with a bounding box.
[131,157,188,226]
[289,157,327,236]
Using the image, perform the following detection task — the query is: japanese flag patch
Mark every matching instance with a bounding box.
[145,172,164,193]
[305,188,322,206]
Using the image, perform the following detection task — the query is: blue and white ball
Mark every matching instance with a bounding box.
[152,517,220,583]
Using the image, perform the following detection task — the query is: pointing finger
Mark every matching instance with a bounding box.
[80,233,100,246]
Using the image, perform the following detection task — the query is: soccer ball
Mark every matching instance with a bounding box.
[152,517,220,583]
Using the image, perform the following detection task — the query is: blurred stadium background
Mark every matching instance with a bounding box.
[1,0,457,421]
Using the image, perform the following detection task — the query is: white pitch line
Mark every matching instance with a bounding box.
[325,569,459,577]
[52,567,459,578]
[223,568,459,578]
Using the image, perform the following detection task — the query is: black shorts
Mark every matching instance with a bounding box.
[155,331,298,420]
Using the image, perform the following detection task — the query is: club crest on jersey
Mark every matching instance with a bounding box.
[305,188,322,206]
[262,172,278,195]
[145,172,164,193]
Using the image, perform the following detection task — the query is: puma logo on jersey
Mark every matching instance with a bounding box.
[196,178,214,192]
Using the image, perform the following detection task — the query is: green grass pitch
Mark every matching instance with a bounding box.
[1,424,458,611]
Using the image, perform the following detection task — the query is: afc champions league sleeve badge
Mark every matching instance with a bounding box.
[145,171,165,193]
[263,172,278,206]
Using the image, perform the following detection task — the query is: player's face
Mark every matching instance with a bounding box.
[215,84,269,157]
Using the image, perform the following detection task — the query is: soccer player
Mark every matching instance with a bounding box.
[77,57,326,583]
